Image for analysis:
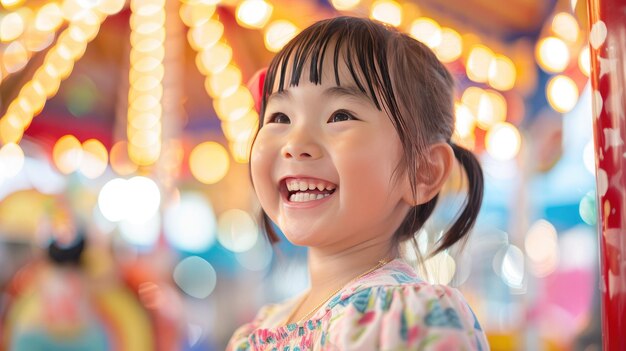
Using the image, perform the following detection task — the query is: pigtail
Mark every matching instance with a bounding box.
[431,143,484,256]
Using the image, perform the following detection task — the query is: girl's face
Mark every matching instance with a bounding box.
[251,62,413,250]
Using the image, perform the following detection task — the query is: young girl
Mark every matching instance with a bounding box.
[228,16,489,350]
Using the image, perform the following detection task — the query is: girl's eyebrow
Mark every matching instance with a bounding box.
[322,86,375,106]
[267,90,292,105]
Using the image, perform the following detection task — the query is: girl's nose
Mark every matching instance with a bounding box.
[281,132,323,161]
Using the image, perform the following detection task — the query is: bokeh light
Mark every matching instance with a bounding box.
[35,3,64,32]
[0,12,25,42]
[236,0,273,29]
[125,176,161,223]
[173,256,217,299]
[197,42,232,74]
[0,142,24,178]
[578,45,590,77]
[466,45,494,83]
[499,244,525,288]
[488,55,516,91]
[164,192,217,253]
[264,20,298,52]
[485,122,521,161]
[434,28,462,63]
[583,141,595,177]
[179,2,216,28]
[370,0,402,27]
[475,90,507,130]
[524,219,559,277]
[331,0,360,11]
[188,19,223,51]
[217,209,258,252]
[536,37,570,73]
[189,141,230,184]
[419,252,456,285]
[53,134,83,174]
[454,103,475,138]
[119,213,161,248]
[79,138,108,179]
[97,176,161,223]
[205,65,242,98]
[98,178,130,222]
[552,12,579,43]
[214,86,255,122]
[0,0,25,8]
[546,75,579,113]
[579,191,597,226]
[3,41,29,73]
[409,17,442,49]
[109,141,138,175]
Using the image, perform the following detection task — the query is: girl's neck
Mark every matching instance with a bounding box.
[306,241,398,293]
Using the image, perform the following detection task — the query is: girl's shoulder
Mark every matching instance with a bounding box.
[327,258,471,312]
[319,258,489,350]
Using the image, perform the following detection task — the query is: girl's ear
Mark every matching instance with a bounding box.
[402,142,455,206]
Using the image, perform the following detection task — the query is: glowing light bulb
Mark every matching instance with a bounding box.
[485,122,521,161]
[236,0,273,29]
[546,75,578,113]
[189,142,230,184]
[331,0,360,11]
[552,12,579,43]
[578,46,590,77]
[0,12,25,42]
[466,45,494,83]
[488,55,516,91]
[409,17,441,48]
[536,37,570,73]
[435,28,462,63]
[264,20,298,52]
[370,0,402,27]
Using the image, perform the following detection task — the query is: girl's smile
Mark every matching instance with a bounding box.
[280,176,337,206]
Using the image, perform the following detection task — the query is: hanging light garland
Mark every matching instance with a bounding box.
[181,0,259,167]
[0,5,111,145]
[126,0,166,166]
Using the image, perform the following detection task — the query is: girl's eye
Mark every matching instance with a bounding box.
[328,111,357,123]
[267,113,290,124]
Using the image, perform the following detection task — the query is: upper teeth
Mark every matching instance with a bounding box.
[286,179,336,192]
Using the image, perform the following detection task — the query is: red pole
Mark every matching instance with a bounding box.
[587,0,626,349]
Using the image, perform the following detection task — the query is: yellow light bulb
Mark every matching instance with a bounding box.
[264,20,298,52]
[370,0,402,27]
[236,0,273,29]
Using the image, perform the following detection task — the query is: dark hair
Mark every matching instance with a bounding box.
[254,16,483,258]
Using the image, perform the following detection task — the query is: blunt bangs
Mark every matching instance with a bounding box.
[259,16,402,124]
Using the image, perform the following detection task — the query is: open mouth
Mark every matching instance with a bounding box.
[281,177,337,203]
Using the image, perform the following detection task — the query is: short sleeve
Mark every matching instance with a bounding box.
[324,284,489,351]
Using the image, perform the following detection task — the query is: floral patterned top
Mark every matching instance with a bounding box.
[227,258,489,350]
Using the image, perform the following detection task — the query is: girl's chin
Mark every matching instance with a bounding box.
[281,227,326,247]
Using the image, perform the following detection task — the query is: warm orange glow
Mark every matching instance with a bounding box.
[205,65,242,98]
[189,142,230,184]
[110,141,139,176]
[80,139,108,179]
[370,0,402,27]
[488,55,516,91]
[214,86,255,122]
[53,135,83,174]
[197,42,232,74]
[466,45,494,83]
[236,0,273,29]
[188,19,223,51]
[264,20,298,52]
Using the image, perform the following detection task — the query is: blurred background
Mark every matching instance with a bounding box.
[0,0,599,350]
